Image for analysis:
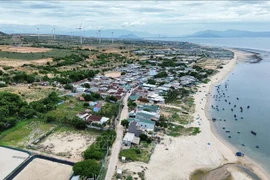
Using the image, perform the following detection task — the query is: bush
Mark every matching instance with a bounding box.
[121,119,129,128]
[73,159,101,178]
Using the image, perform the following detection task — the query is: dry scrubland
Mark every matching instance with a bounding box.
[14,158,72,180]
[0,85,60,102]
[0,147,30,179]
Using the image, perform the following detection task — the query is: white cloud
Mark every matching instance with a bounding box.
[0,1,270,35]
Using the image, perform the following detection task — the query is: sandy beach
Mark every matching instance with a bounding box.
[119,49,270,180]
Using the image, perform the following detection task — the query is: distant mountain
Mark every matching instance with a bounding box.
[0,31,7,36]
[187,29,270,38]
[117,34,141,40]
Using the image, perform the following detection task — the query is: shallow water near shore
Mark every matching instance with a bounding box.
[208,50,270,174]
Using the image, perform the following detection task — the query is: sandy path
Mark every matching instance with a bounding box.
[105,89,134,180]
[118,49,270,180]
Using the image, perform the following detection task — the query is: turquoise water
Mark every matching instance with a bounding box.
[209,53,270,174]
[148,37,270,174]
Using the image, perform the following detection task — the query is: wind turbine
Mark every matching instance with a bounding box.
[70,32,73,40]
[97,27,103,44]
[37,27,40,41]
[53,28,56,40]
[111,31,114,44]
[76,21,83,45]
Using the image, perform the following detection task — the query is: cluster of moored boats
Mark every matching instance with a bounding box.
[211,80,260,149]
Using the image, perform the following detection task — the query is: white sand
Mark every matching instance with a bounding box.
[14,158,72,180]
[0,147,30,179]
[40,132,96,161]
[118,49,270,180]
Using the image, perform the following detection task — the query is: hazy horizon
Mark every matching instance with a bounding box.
[1,1,270,36]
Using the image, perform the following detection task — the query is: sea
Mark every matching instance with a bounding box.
[148,37,270,175]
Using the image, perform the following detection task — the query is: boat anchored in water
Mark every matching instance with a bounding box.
[251,131,257,136]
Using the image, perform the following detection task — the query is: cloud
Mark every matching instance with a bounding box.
[0,1,270,35]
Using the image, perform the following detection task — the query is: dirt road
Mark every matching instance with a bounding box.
[105,90,133,180]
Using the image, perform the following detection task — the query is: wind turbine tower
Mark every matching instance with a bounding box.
[111,32,114,44]
[53,28,56,40]
[37,27,40,41]
[98,29,101,44]
[76,21,83,45]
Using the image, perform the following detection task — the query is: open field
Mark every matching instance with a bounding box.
[0,48,86,60]
[14,158,72,180]
[38,127,98,161]
[0,58,52,67]
[0,147,30,180]
[105,71,121,78]
[0,46,51,53]
[0,85,61,102]
[0,120,57,147]
[46,96,86,120]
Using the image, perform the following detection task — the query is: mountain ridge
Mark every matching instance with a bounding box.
[186,29,270,38]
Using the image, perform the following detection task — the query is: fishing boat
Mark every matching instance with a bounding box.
[251,131,257,136]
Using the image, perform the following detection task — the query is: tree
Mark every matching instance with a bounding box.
[154,71,168,78]
[147,79,156,85]
[121,119,129,128]
[84,146,105,160]
[139,134,148,141]
[73,160,101,178]
[106,95,117,102]
[71,117,87,129]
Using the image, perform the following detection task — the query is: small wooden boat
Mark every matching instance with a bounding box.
[251,131,257,136]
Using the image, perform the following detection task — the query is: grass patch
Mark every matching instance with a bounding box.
[0,119,57,147]
[167,124,201,137]
[47,96,86,120]
[0,49,91,60]
[120,142,154,163]
[189,169,209,180]
[169,112,191,125]
[120,148,150,163]
[55,125,101,136]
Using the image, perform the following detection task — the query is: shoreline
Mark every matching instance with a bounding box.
[117,47,270,180]
[201,48,270,179]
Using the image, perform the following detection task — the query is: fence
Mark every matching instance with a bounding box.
[96,146,110,180]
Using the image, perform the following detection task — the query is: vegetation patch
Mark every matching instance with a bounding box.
[0,119,57,147]
[120,142,154,163]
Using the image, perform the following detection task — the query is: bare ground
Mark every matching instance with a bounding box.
[0,46,51,53]
[38,131,97,161]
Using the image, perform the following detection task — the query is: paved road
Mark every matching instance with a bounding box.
[105,90,132,180]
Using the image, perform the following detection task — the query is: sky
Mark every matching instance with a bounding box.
[1,1,270,36]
